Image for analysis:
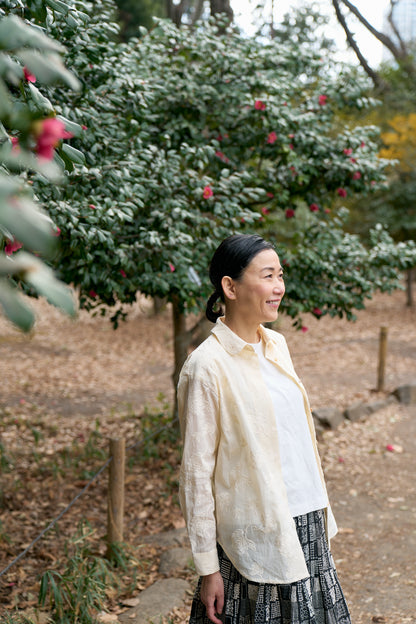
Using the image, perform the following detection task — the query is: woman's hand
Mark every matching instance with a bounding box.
[200,571,224,624]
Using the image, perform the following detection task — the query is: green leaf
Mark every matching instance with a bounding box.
[0,15,64,53]
[0,251,77,317]
[0,277,35,332]
[61,143,85,164]
[45,0,70,16]
[27,83,55,114]
[0,76,11,116]
[0,148,63,182]
[56,115,83,137]
[17,51,81,91]
[0,53,23,86]
[0,193,56,254]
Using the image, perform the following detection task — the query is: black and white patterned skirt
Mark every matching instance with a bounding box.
[189,509,351,624]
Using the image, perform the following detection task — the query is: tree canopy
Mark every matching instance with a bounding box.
[2,0,416,382]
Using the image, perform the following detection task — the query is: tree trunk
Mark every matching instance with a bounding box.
[210,0,233,30]
[166,0,187,26]
[171,295,190,417]
[153,296,166,315]
[406,268,414,307]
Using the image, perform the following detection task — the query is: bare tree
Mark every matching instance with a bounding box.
[332,0,416,89]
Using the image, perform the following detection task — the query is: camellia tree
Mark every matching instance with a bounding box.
[0,9,80,330]
[6,0,416,392]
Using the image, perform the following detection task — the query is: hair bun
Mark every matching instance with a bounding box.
[206,290,223,323]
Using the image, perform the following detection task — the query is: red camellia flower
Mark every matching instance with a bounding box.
[254,100,266,111]
[35,118,73,160]
[285,208,295,219]
[267,131,277,144]
[360,141,366,148]
[89,290,97,298]
[203,185,213,199]
[82,125,88,130]
[261,207,269,215]
[215,151,230,163]
[169,263,175,272]
[352,171,362,180]
[23,66,36,83]
[318,94,327,105]
[52,227,61,237]
[120,269,127,278]
[10,136,20,153]
[337,187,347,197]
[89,204,96,209]
[266,192,274,198]
[313,307,323,316]
[309,203,319,212]
[4,238,22,255]
[343,148,353,156]
[301,326,308,333]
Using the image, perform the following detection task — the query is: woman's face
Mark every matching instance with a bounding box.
[226,248,285,325]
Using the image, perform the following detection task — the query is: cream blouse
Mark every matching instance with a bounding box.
[178,318,337,584]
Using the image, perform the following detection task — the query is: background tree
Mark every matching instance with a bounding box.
[329,0,416,304]
[4,0,416,403]
[346,112,416,305]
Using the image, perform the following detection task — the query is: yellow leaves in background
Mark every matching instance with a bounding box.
[380,113,416,172]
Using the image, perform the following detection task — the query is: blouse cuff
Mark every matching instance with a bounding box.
[193,548,220,576]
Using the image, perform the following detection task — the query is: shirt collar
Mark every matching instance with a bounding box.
[211,317,271,355]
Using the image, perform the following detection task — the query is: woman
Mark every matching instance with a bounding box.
[178,234,351,624]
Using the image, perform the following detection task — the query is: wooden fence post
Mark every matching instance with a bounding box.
[107,438,125,558]
[377,326,388,392]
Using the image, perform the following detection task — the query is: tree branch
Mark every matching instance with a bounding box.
[339,0,413,63]
[387,0,407,56]
[332,0,387,89]
[338,0,416,77]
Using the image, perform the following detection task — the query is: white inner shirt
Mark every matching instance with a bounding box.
[250,339,328,517]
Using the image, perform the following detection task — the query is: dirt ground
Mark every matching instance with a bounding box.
[0,288,416,623]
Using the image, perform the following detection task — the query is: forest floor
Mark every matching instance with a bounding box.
[0,288,415,623]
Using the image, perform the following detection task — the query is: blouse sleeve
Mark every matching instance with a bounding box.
[177,369,221,576]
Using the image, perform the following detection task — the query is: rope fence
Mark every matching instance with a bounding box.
[0,414,179,580]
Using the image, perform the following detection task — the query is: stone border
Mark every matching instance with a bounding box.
[313,384,416,436]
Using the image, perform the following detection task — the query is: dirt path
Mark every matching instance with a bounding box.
[325,404,416,623]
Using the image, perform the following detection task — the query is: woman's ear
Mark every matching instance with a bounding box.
[221,275,237,300]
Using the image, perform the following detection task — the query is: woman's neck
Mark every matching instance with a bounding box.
[222,315,261,344]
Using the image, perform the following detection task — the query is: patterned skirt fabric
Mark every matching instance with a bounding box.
[189,509,351,624]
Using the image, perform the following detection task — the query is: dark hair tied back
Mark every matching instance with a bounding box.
[206,289,223,323]
[205,234,274,323]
